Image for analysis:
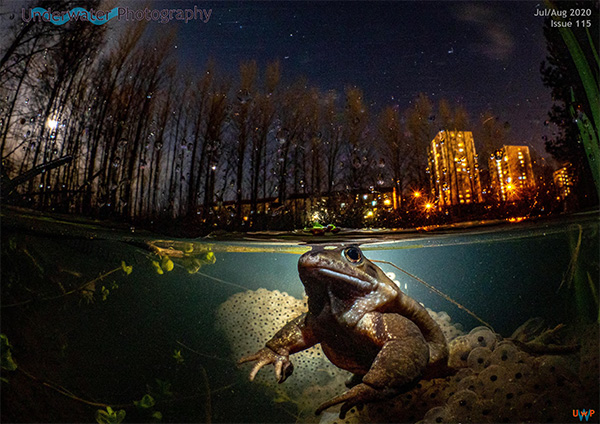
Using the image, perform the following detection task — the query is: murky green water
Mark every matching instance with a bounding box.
[1,208,598,423]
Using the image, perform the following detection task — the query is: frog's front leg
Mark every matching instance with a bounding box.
[316,313,429,418]
[238,313,318,383]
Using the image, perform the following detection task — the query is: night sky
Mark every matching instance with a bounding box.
[5,0,560,156]
[156,1,557,157]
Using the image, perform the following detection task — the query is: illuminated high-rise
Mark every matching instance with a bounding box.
[553,164,574,200]
[488,145,535,202]
[427,130,482,207]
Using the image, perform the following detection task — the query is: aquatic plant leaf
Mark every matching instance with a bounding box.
[161,257,174,272]
[121,261,132,275]
[154,379,173,397]
[134,394,156,409]
[95,407,125,424]
[184,258,202,274]
[152,261,164,275]
[101,286,109,301]
[200,251,216,265]
[172,349,184,365]
[1,334,12,350]
[1,334,17,371]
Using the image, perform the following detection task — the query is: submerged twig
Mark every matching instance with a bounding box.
[1,266,124,308]
[18,367,129,408]
[175,340,234,363]
[44,266,123,301]
[373,259,494,331]
[195,271,250,292]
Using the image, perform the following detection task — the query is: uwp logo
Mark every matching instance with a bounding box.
[573,409,596,422]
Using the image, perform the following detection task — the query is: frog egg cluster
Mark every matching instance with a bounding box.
[216,289,598,424]
[217,289,467,422]
[367,325,598,424]
[578,322,599,389]
[216,288,348,421]
[426,308,465,343]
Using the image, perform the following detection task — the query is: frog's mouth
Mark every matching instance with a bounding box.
[314,268,373,292]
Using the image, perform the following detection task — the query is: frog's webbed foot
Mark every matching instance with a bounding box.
[315,383,393,419]
[238,347,294,383]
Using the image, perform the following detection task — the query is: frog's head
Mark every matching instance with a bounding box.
[298,245,398,326]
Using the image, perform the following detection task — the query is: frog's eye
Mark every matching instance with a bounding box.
[343,246,362,264]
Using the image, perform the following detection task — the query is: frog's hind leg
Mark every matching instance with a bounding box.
[361,323,429,389]
[317,314,429,419]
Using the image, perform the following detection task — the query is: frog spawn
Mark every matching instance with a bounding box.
[216,289,597,423]
[426,309,465,343]
[216,288,465,423]
[365,325,597,424]
[216,288,349,421]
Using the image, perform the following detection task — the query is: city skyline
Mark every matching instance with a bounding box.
[0,0,593,231]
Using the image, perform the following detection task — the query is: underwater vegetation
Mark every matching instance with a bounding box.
[3,322,210,423]
[0,230,220,423]
[1,334,18,384]
[95,406,126,424]
[147,240,216,275]
[558,224,600,323]
[172,350,185,365]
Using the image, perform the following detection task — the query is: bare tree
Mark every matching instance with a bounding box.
[249,61,279,215]
[232,60,257,220]
[378,106,412,209]
[200,79,231,218]
[343,87,370,191]
[186,63,213,214]
[406,93,435,189]
[320,90,344,195]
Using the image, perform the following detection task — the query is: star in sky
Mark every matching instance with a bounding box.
[154,1,556,156]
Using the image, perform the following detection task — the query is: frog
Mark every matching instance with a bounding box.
[238,244,449,418]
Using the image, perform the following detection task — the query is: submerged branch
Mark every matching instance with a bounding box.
[1,266,124,308]
[18,367,128,408]
[373,259,494,331]
[175,340,234,363]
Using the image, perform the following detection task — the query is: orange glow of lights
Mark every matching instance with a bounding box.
[424,203,433,210]
[508,217,526,223]
[413,191,421,198]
